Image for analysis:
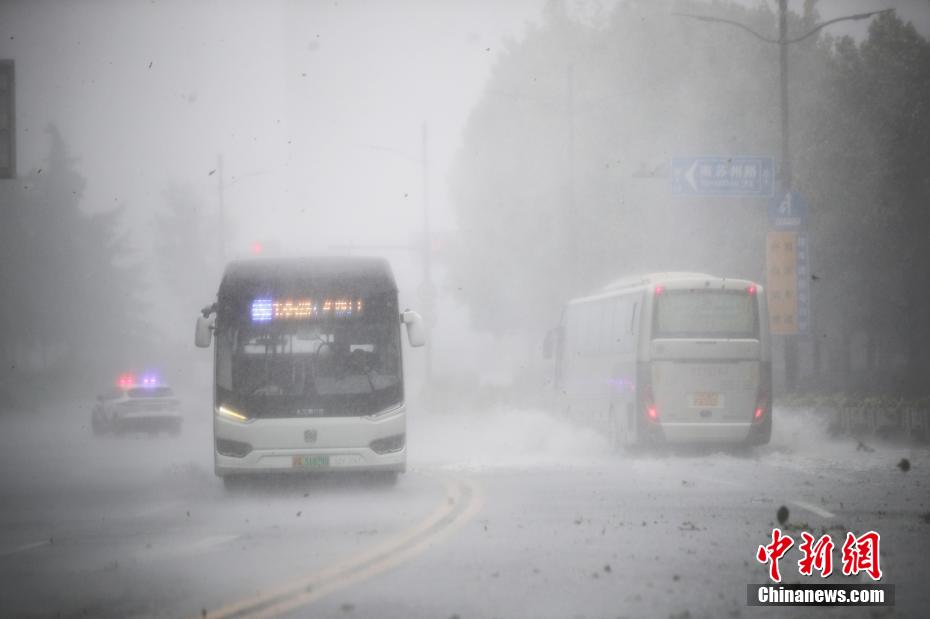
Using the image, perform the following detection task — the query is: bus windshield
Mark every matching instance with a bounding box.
[653,289,758,339]
[215,291,402,417]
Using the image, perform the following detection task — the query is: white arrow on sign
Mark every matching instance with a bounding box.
[685,160,699,191]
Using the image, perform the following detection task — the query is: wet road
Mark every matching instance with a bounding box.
[1,398,928,619]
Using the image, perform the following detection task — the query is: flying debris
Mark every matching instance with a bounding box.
[776,506,789,526]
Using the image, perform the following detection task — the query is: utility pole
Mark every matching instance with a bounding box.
[676,3,892,392]
[421,122,434,383]
[777,0,800,390]
[778,0,791,194]
[0,60,15,180]
[566,64,577,292]
[217,154,226,265]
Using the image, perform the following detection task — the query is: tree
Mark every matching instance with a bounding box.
[448,0,930,395]
[0,126,143,408]
[449,0,802,334]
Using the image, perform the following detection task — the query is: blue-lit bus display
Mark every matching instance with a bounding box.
[250,298,363,322]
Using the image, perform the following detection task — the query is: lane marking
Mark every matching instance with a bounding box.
[195,473,482,619]
[252,477,483,619]
[790,499,836,519]
[689,474,743,488]
[0,539,51,558]
[762,458,857,484]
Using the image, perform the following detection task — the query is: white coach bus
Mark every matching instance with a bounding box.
[548,272,771,447]
[195,257,425,486]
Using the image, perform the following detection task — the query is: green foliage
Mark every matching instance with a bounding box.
[449,0,815,333]
[0,126,143,396]
[449,1,930,394]
[806,11,930,393]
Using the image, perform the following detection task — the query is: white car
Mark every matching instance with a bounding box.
[92,376,182,436]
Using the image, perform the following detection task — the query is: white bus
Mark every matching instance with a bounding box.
[548,272,771,447]
[195,257,425,486]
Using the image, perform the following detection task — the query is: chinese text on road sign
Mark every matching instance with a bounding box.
[670,156,774,197]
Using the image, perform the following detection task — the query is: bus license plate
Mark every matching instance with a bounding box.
[690,392,723,408]
[293,455,329,468]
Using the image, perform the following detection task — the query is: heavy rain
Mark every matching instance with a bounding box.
[0,1,929,617]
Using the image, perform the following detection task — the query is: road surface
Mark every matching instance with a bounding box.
[0,396,927,618]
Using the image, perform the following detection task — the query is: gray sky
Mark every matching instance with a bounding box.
[0,0,926,257]
[0,0,547,257]
[1,0,927,381]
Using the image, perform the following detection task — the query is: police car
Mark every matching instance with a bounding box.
[91,374,182,437]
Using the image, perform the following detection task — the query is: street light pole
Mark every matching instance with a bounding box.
[217,153,225,265]
[777,0,800,390]
[675,3,892,193]
[421,122,434,384]
[778,0,790,192]
[675,3,892,391]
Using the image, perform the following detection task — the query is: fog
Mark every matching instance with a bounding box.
[1,1,929,617]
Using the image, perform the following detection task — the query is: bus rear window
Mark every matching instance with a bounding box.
[653,290,758,339]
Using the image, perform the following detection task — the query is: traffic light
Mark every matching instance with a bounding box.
[0,60,14,179]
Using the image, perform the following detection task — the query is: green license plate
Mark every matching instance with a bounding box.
[292,455,330,468]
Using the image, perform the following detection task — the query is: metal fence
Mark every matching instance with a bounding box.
[778,396,930,442]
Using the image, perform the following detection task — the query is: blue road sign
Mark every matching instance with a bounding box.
[769,191,808,230]
[670,156,774,197]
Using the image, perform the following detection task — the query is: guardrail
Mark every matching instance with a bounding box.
[776,395,930,442]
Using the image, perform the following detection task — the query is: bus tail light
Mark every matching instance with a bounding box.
[754,362,772,423]
[638,363,659,423]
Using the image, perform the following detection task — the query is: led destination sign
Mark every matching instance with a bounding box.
[250,298,364,322]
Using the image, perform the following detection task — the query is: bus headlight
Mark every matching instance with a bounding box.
[367,403,405,420]
[217,404,250,423]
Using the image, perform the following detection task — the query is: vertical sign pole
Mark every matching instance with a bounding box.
[0,60,15,179]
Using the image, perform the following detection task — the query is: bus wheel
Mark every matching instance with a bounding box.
[747,412,772,446]
[627,412,655,454]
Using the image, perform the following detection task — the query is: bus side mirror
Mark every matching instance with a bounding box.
[195,314,215,348]
[402,310,426,347]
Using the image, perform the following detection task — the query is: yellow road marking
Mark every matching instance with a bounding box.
[196,473,482,619]
[0,539,51,557]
